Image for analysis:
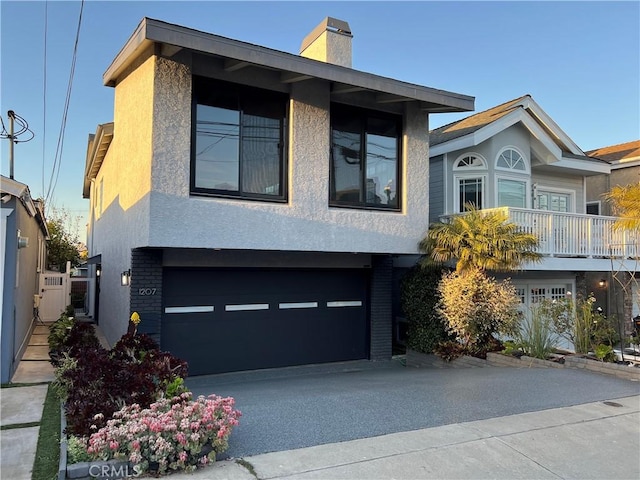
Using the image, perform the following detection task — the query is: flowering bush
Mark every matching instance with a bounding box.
[87,393,241,475]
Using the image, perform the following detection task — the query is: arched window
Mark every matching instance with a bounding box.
[454,154,486,170]
[453,153,486,211]
[495,148,528,208]
[496,148,526,171]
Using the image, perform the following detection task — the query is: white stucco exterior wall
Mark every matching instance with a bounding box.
[89,53,156,343]
[148,56,431,254]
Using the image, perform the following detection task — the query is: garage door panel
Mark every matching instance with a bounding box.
[162,268,368,375]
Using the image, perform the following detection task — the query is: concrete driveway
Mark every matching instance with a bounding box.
[185,359,640,459]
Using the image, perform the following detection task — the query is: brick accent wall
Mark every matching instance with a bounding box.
[370,255,392,361]
[130,249,163,343]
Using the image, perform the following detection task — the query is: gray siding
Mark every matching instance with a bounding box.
[429,155,444,223]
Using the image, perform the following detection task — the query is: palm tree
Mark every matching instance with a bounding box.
[419,205,542,273]
[603,183,640,232]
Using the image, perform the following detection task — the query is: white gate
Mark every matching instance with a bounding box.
[39,271,71,322]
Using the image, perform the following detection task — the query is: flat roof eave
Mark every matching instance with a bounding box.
[104,18,474,113]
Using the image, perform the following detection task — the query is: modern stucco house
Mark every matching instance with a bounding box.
[585,140,640,324]
[1,175,49,382]
[420,95,638,335]
[83,17,474,375]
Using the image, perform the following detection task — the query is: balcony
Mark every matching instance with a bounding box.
[443,207,639,260]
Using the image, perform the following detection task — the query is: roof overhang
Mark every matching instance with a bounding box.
[1,175,49,236]
[104,18,474,114]
[429,106,609,175]
[83,123,114,198]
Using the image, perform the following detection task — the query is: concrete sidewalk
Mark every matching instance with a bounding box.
[170,394,640,480]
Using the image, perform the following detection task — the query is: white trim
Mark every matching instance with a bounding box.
[165,305,214,314]
[279,302,318,309]
[327,300,362,308]
[556,156,610,175]
[495,175,530,209]
[534,185,576,213]
[452,152,487,170]
[516,97,584,155]
[453,174,486,213]
[495,146,529,174]
[430,108,564,162]
[225,303,269,312]
[586,200,601,215]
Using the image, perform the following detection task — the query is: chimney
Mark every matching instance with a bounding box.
[300,17,352,68]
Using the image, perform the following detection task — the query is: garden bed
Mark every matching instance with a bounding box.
[406,349,640,382]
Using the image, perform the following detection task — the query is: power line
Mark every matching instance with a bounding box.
[45,0,84,205]
[42,0,48,198]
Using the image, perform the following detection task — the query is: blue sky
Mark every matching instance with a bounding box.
[1,1,638,241]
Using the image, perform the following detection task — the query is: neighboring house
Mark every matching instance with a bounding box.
[418,95,638,338]
[585,140,640,325]
[1,175,48,382]
[83,17,474,375]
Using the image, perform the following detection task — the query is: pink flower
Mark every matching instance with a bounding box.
[179,451,188,462]
[109,440,119,450]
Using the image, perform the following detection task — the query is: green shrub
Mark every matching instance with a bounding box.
[65,304,75,318]
[437,268,520,355]
[48,314,75,352]
[400,265,451,353]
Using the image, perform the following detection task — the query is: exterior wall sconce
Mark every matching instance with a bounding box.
[96,266,101,277]
[598,279,606,288]
[121,269,131,286]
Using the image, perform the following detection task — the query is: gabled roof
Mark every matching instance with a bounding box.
[586,140,640,166]
[430,96,528,146]
[104,18,474,113]
[428,95,609,175]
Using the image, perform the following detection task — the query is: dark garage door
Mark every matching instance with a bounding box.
[162,269,369,375]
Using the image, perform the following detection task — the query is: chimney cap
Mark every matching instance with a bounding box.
[300,17,352,54]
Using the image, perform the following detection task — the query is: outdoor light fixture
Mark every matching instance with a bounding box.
[96,266,101,277]
[121,269,131,286]
[598,279,606,288]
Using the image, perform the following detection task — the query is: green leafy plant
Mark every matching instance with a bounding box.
[48,314,75,352]
[67,435,91,464]
[594,344,616,362]
[400,265,452,353]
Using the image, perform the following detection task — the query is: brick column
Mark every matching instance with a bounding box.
[130,248,163,343]
[370,255,393,361]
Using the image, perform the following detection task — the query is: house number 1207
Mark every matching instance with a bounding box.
[139,288,156,296]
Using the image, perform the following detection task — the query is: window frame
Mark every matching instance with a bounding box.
[454,173,486,212]
[495,175,530,209]
[495,146,529,174]
[329,103,403,211]
[586,201,601,215]
[190,77,289,202]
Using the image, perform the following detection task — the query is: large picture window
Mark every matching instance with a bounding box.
[191,77,287,200]
[497,178,527,208]
[330,104,401,209]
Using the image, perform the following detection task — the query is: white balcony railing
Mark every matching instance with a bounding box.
[442,207,640,259]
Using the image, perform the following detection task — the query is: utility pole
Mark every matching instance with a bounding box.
[8,110,15,179]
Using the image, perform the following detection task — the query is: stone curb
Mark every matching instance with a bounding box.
[407,349,640,381]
